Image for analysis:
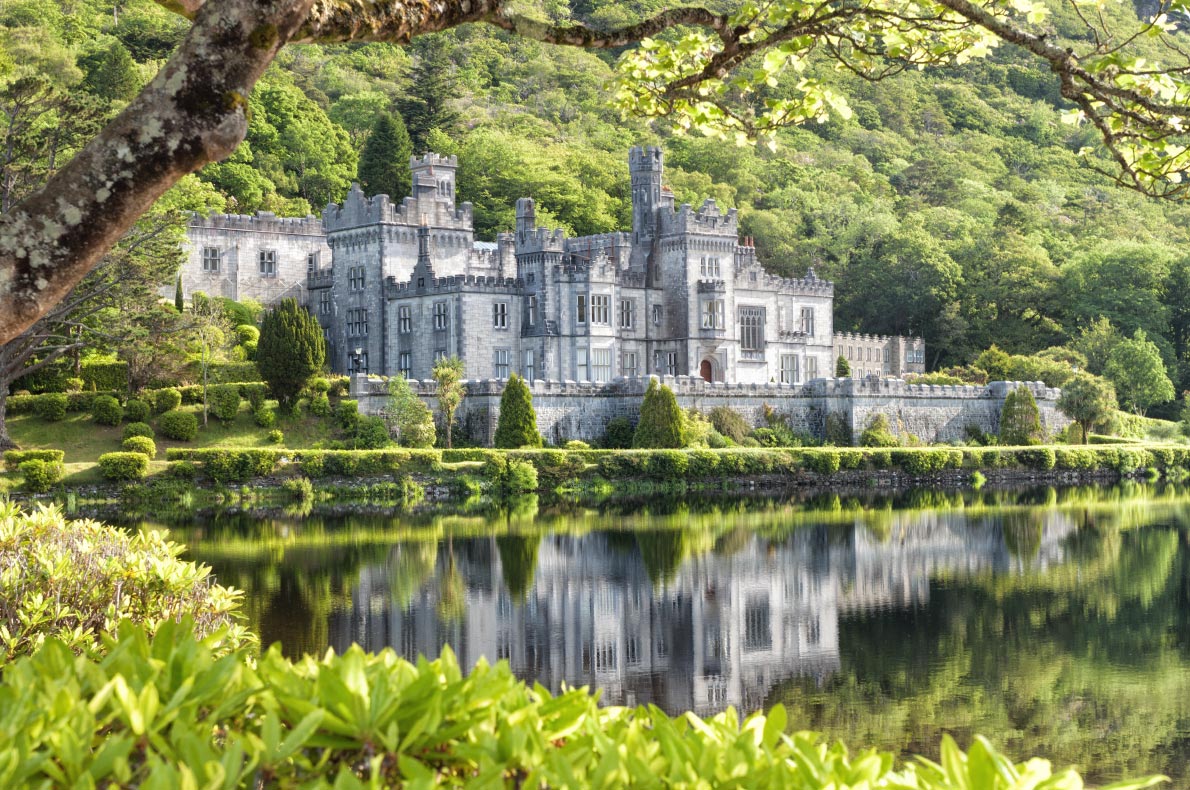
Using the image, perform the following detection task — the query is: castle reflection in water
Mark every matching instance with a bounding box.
[328,511,1076,716]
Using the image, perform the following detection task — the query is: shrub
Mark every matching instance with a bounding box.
[166,460,197,479]
[122,421,155,440]
[159,409,199,441]
[123,398,151,423]
[1055,447,1098,470]
[282,476,315,501]
[308,377,331,394]
[633,379,684,448]
[32,392,67,422]
[335,398,359,430]
[893,449,957,475]
[96,452,149,481]
[309,391,332,417]
[0,503,248,660]
[201,449,279,483]
[483,455,539,495]
[254,405,277,427]
[243,382,268,411]
[385,377,435,448]
[121,436,157,459]
[565,440,591,450]
[80,359,128,392]
[709,406,751,443]
[859,413,899,447]
[268,429,284,444]
[154,387,182,414]
[1016,447,1056,471]
[824,412,852,446]
[999,387,1044,445]
[603,416,635,449]
[351,415,391,449]
[90,395,123,426]
[647,450,690,480]
[3,449,65,472]
[495,373,542,448]
[806,449,841,475]
[18,459,63,493]
[209,383,241,421]
[63,377,83,392]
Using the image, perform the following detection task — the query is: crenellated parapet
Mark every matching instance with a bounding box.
[188,211,324,236]
[834,331,919,345]
[384,272,521,297]
[307,268,334,289]
[322,183,474,232]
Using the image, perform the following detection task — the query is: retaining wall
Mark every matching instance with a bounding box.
[351,374,1069,446]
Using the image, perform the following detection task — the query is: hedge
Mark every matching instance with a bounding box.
[80,359,128,392]
[3,449,64,473]
[121,436,157,459]
[32,392,67,421]
[5,390,121,416]
[165,448,443,481]
[96,452,149,481]
[17,459,63,493]
[159,409,198,441]
[90,395,123,426]
[123,398,151,423]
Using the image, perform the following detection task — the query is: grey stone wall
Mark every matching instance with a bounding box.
[352,374,1069,447]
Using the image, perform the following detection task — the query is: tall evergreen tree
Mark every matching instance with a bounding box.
[633,379,685,448]
[174,275,184,313]
[256,298,325,413]
[494,373,541,448]
[398,38,461,151]
[358,112,413,199]
[80,43,140,102]
[836,355,851,378]
[999,386,1044,446]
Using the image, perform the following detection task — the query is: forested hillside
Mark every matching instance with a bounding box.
[6,0,1190,396]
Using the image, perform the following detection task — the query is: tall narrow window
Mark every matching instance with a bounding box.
[619,299,634,329]
[349,266,365,290]
[307,251,320,272]
[807,356,818,379]
[590,295,610,325]
[666,351,679,376]
[576,348,589,381]
[527,295,538,327]
[701,300,724,329]
[433,302,449,330]
[494,349,510,379]
[622,351,638,378]
[202,247,220,273]
[493,302,508,329]
[799,306,814,335]
[576,294,588,324]
[398,306,412,333]
[780,354,798,384]
[739,307,766,359]
[258,250,277,278]
[318,290,331,315]
[592,349,612,382]
[524,349,535,381]
[398,352,412,377]
[652,305,663,326]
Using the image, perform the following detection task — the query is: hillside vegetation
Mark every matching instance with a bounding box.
[7,0,1190,397]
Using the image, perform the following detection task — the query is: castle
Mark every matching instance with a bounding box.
[182,147,925,385]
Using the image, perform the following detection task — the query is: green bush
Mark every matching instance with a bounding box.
[859,413,899,447]
[209,383,242,421]
[63,377,83,392]
[893,449,959,475]
[97,452,149,481]
[806,449,842,475]
[202,449,279,483]
[647,450,690,480]
[494,373,542,448]
[80,359,128,392]
[483,455,539,495]
[603,416,635,449]
[123,421,155,440]
[3,449,65,473]
[1016,447,1056,470]
[0,503,248,660]
[243,382,268,411]
[153,387,182,414]
[123,398,151,423]
[166,460,198,479]
[565,440,591,450]
[335,398,359,430]
[121,436,157,459]
[254,405,277,427]
[90,395,123,426]
[709,406,751,443]
[268,429,284,444]
[1055,447,1098,470]
[0,615,1156,790]
[633,379,684,448]
[309,391,332,417]
[999,387,1044,445]
[350,415,391,449]
[32,392,67,422]
[18,459,63,493]
[824,412,852,446]
[308,376,331,394]
[159,410,199,441]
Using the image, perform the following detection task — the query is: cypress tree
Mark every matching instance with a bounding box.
[494,373,541,448]
[174,275,184,313]
[358,112,413,199]
[633,378,685,448]
[835,354,851,377]
[999,386,1044,445]
[256,298,326,413]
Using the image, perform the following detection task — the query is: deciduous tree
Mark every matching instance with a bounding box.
[1057,373,1117,444]
[1104,330,1175,415]
[431,355,466,449]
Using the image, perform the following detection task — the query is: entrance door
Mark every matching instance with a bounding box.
[699,359,713,382]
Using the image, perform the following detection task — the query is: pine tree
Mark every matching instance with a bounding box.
[358,112,413,199]
[81,43,140,102]
[999,386,1044,445]
[256,298,326,413]
[174,275,184,313]
[633,379,685,448]
[493,374,541,448]
[836,355,851,377]
[398,38,461,151]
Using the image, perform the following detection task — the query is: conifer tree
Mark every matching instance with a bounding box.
[256,298,325,413]
[174,276,184,313]
[999,386,1044,445]
[358,112,413,199]
[81,43,140,102]
[494,373,542,448]
[398,38,461,151]
[633,379,685,448]
[836,355,851,378]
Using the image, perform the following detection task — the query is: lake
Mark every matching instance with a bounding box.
[146,484,1190,786]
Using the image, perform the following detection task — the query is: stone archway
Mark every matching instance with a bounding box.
[699,359,713,382]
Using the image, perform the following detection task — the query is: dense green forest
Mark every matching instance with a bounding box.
[6,0,1190,406]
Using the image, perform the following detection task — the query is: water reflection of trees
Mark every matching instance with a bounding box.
[773,518,1190,786]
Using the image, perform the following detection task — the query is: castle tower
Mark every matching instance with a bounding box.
[516,197,536,239]
[410,153,457,205]
[629,146,663,244]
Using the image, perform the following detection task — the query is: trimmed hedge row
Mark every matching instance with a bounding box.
[5,390,122,416]
[4,449,65,473]
[166,448,443,482]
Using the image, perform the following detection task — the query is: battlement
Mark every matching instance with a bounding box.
[385,272,520,296]
[323,183,473,232]
[515,225,568,253]
[629,146,663,171]
[670,200,739,235]
[804,377,1059,401]
[834,332,921,345]
[307,269,334,289]
[752,268,834,296]
[411,153,457,170]
[188,211,324,236]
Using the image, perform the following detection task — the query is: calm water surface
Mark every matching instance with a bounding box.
[150,486,1190,786]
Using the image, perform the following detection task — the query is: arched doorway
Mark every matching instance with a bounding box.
[699,359,714,382]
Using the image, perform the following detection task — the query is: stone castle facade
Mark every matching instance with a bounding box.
[182,148,925,385]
